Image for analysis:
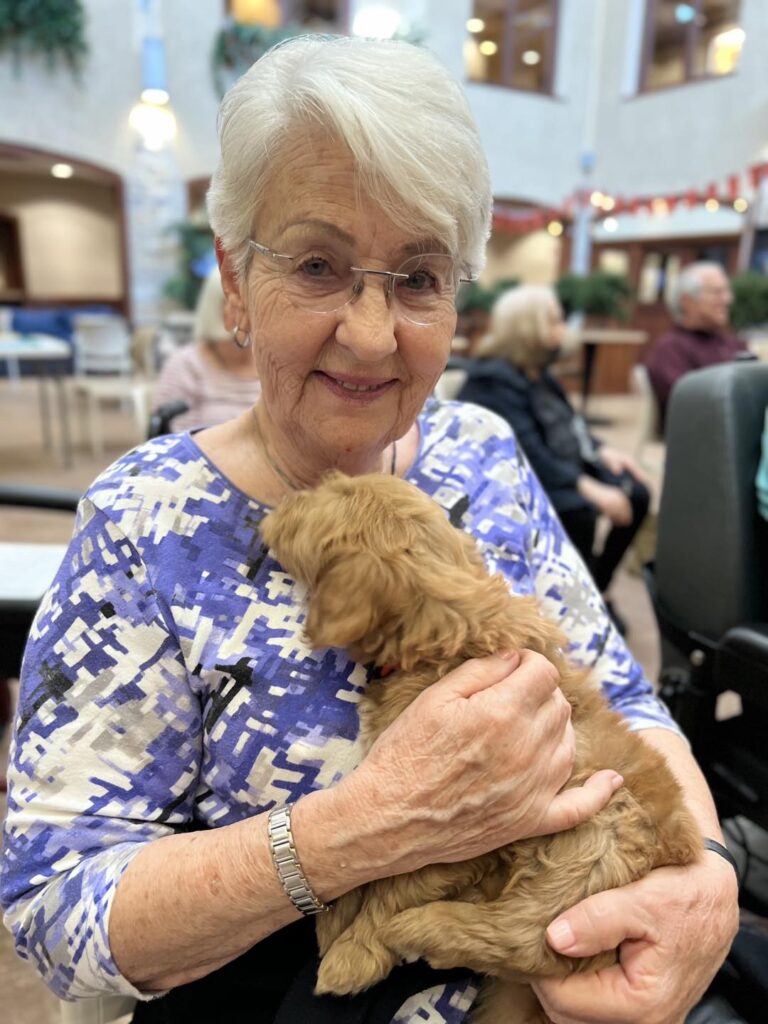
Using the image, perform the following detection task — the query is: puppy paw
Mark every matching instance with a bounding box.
[315,935,399,996]
[379,910,463,970]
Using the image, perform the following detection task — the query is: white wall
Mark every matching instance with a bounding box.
[594,0,768,198]
[0,0,139,176]
[0,0,224,181]
[482,231,561,286]
[0,173,122,298]
[457,0,599,206]
[161,0,223,181]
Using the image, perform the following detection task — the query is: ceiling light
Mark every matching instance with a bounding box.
[733,197,748,212]
[547,220,564,237]
[651,198,668,215]
[601,195,616,211]
[129,100,177,151]
[51,163,74,179]
[521,50,541,66]
[714,27,746,48]
[479,40,498,56]
[141,87,169,105]
[603,217,618,232]
[674,3,696,24]
[466,17,485,33]
[590,191,604,207]
[704,198,720,212]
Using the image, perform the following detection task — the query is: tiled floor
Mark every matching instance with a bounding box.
[0,377,759,1021]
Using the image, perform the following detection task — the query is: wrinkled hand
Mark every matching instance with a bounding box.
[533,856,739,1024]
[598,446,652,489]
[577,477,633,526]
[342,651,623,878]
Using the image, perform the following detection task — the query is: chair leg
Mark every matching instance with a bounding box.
[131,386,149,444]
[86,394,104,459]
[75,391,90,452]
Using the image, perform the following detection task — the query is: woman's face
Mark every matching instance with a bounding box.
[232,137,457,465]
[545,303,566,351]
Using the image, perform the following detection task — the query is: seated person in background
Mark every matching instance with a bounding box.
[457,284,650,633]
[151,266,261,430]
[645,261,746,427]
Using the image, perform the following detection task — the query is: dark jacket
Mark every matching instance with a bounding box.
[457,358,598,514]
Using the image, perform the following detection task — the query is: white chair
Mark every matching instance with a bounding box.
[70,318,157,458]
[629,363,664,470]
[433,366,468,401]
[59,995,136,1024]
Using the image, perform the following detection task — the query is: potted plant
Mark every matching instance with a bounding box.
[555,271,631,322]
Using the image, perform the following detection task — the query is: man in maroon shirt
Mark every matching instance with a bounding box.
[646,262,747,426]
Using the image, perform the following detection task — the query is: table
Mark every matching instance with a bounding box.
[577,327,648,418]
[0,332,74,467]
[0,541,66,680]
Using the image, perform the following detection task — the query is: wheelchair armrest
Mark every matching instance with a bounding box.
[716,625,768,714]
[0,484,81,511]
[148,400,190,439]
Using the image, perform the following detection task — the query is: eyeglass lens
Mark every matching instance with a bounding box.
[258,244,459,325]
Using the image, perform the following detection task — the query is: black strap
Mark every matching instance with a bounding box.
[703,837,740,882]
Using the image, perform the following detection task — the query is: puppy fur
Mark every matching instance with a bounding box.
[260,472,702,1024]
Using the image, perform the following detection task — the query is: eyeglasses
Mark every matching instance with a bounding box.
[246,239,475,326]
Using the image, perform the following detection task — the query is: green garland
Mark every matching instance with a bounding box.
[0,0,88,75]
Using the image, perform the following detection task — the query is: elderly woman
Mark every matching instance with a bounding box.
[458,285,651,633]
[1,37,736,1024]
[151,265,261,431]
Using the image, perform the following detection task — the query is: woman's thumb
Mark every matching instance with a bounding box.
[438,651,521,699]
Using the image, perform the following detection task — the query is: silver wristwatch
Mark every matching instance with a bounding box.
[267,805,330,916]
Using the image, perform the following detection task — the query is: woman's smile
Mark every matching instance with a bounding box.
[313,369,398,402]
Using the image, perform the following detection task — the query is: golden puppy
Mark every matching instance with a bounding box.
[260,472,701,1024]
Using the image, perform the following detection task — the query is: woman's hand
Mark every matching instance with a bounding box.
[532,854,739,1024]
[577,476,633,526]
[328,651,623,883]
[598,446,652,489]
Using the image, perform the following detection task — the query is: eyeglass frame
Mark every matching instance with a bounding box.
[245,239,477,322]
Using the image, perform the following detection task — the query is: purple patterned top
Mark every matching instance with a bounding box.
[1,400,680,1016]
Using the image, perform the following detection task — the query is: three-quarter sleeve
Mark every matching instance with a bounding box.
[1,498,201,1000]
[507,436,684,736]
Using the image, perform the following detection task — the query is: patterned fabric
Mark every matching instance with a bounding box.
[0,399,682,1018]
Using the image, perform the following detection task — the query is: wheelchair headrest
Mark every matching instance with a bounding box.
[656,361,768,640]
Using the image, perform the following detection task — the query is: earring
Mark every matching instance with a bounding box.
[232,324,252,349]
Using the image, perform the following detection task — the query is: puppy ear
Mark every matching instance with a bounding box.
[305,551,394,652]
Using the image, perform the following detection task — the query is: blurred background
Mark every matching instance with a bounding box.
[1,2,768,1020]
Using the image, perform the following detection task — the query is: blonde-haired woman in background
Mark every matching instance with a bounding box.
[151,266,261,431]
[457,284,650,634]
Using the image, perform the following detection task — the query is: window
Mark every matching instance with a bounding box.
[465,0,559,94]
[641,0,744,91]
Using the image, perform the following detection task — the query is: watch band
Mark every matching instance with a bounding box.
[702,837,740,881]
[268,805,330,916]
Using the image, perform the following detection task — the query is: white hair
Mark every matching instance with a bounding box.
[667,261,726,319]
[477,285,561,372]
[194,266,229,344]
[207,35,491,281]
